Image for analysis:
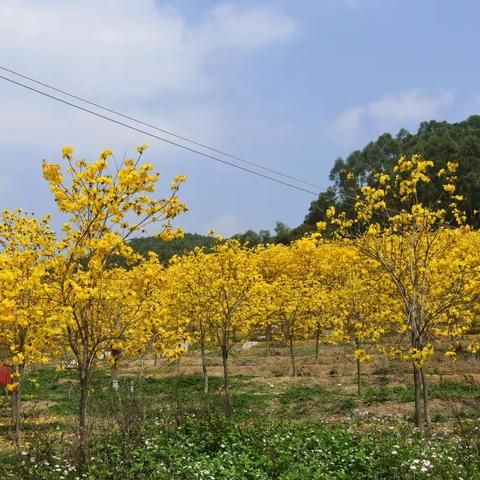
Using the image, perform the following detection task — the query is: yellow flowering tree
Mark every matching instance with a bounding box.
[326,244,401,394]
[256,241,320,376]
[164,248,217,396]
[0,210,57,445]
[294,237,340,365]
[326,155,480,429]
[129,253,191,370]
[198,240,260,412]
[43,146,187,457]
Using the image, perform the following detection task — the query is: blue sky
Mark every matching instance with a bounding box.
[0,0,478,236]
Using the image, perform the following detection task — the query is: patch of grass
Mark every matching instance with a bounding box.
[278,384,344,418]
[331,396,357,414]
[0,418,65,435]
[280,384,329,404]
[21,367,113,416]
[20,369,281,423]
[430,381,480,400]
[361,380,479,406]
[456,408,480,419]
[362,384,413,404]
[140,373,224,398]
[362,386,392,404]
[231,391,275,416]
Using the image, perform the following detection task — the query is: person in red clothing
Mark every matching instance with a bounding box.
[0,364,12,388]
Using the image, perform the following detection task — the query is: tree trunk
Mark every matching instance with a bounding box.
[154,353,158,367]
[315,326,321,365]
[411,306,427,431]
[289,335,296,377]
[413,364,425,430]
[12,385,21,447]
[11,363,24,448]
[356,357,362,396]
[420,367,432,429]
[79,365,90,464]
[354,338,362,395]
[200,341,208,395]
[221,347,232,413]
[265,326,271,358]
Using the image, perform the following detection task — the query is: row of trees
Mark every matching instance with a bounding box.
[164,231,479,429]
[163,153,480,433]
[0,147,479,464]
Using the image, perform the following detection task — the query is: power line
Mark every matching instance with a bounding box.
[0,74,320,196]
[0,64,322,190]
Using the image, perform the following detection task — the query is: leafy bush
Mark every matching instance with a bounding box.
[2,417,479,479]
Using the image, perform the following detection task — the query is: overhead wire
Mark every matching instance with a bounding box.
[0,65,322,191]
[0,73,321,196]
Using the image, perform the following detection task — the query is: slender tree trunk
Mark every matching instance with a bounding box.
[79,365,90,464]
[200,341,208,395]
[154,353,158,367]
[420,367,431,429]
[12,385,21,448]
[413,364,424,430]
[411,310,430,430]
[411,307,426,431]
[265,326,271,358]
[221,347,232,413]
[315,326,321,365]
[200,340,210,416]
[356,357,362,395]
[418,270,431,430]
[288,335,296,377]
[11,364,24,448]
[354,338,362,395]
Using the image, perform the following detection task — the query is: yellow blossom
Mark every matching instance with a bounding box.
[136,144,149,154]
[62,146,74,158]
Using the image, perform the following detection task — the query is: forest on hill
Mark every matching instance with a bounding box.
[129,233,215,264]
[303,115,480,231]
[131,115,480,259]
[130,222,293,262]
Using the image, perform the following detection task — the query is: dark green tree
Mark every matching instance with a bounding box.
[304,115,480,228]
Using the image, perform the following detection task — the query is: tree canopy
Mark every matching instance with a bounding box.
[304,115,480,232]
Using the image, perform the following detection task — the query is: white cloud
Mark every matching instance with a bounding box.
[0,0,299,232]
[368,90,454,127]
[204,214,241,237]
[330,106,364,147]
[200,4,298,53]
[0,1,298,152]
[0,93,227,161]
[324,0,392,13]
[0,1,297,101]
[331,89,454,149]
